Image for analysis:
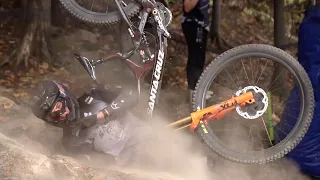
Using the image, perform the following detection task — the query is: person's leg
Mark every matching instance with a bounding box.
[182,21,199,91]
[115,127,153,168]
[182,21,197,111]
[182,22,209,110]
[188,25,208,90]
[114,112,153,168]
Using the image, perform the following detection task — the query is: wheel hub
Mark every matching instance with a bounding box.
[235,86,268,119]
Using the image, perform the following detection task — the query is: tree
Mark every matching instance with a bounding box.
[2,0,53,68]
[209,0,231,51]
[271,0,288,99]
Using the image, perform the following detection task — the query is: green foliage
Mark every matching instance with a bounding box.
[164,0,180,5]
[285,0,309,5]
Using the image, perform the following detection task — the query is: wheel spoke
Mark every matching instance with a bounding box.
[255,60,268,85]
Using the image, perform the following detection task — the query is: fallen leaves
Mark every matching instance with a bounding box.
[39,62,49,71]
[0,62,70,106]
[13,92,29,98]
[175,66,185,73]
[2,102,13,109]
[19,76,32,82]
[0,79,6,84]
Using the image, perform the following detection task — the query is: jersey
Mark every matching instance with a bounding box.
[182,0,210,30]
[61,86,146,160]
[78,86,138,119]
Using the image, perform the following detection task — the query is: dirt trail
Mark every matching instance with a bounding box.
[0,96,205,180]
[0,88,312,180]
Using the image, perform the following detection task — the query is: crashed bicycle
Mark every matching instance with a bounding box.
[58,0,315,164]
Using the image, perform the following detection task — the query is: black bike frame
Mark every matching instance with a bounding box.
[147,30,168,117]
[85,0,170,119]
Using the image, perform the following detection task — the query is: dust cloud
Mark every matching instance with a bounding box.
[0,92,312,180]
[114,113,310,180]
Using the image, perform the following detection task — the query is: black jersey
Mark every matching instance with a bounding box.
[182,0,210,29]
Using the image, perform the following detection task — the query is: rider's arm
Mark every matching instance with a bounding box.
[102,87,139,118]
[184,0,199,13]
[79,87,139,128]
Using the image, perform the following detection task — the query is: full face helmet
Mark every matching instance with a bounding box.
[31,80,78,125]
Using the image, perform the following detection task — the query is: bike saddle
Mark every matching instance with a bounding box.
[73,53,97,81]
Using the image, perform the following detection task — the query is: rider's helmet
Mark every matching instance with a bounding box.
[31,80,79,126]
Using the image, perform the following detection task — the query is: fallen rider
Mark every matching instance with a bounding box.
[31,80,152,167]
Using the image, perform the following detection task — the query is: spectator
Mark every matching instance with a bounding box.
[182,0,211,109]
[274,2,320,179]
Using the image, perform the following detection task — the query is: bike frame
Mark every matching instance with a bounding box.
[92,0,169,118]
[77,0,255,132]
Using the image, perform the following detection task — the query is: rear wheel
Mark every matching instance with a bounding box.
[58,0,141,25]
[193,44,314,163]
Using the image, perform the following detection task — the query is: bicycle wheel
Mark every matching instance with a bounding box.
[59,0,140,25]
[193,44,314,164]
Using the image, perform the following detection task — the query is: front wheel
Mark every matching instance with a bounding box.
[193,44,314,164]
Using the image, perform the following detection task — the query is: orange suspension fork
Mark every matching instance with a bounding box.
[189,91,254,131]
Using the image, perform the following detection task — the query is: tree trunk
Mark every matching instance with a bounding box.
[209,0,231,50]
[2,0,53,68]
[51,0,65,28]
[271,0,288,100]
[274,0,286,48]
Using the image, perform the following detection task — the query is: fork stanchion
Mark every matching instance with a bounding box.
[173,123,191,131]
[167,116,192,128]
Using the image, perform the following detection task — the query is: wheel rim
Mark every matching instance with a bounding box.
[196,50,310,162]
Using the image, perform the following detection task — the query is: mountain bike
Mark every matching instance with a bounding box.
[58,0,315,164]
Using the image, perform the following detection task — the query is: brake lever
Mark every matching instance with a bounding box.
[152,8,170,38]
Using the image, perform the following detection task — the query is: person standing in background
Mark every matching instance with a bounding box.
[182,0,211,110]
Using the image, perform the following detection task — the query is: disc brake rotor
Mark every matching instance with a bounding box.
[235,86,268,119]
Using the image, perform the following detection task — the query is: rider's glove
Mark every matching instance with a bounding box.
[79,109,110,129]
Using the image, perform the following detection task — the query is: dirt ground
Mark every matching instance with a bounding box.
[0,81,312,180]
[0,28,313,179]
[0,1,314,180]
